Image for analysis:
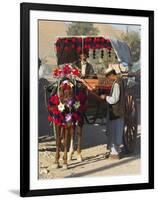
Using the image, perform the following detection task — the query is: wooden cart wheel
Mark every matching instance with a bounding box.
[123,91,138,153]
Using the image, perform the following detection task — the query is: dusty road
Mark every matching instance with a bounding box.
[39,124,140,179]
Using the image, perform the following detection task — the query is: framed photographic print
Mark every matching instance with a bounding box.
[20,2,154,197]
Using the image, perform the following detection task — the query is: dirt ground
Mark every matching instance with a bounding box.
[38,124,141,179]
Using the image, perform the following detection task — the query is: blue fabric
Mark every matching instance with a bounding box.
[106,106,124,154]
[110,38,133,66]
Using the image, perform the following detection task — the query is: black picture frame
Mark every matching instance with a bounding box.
[20,2,154,197]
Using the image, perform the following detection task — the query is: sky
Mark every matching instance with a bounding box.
[65,21,141,33]
[112,24,141,33]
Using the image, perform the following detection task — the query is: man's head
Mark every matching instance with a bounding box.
[105,68,117,81]
[79,53,87,62]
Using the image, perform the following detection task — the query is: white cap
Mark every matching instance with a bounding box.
[105,67,115,75]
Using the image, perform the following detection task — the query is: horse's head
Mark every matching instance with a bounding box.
[47,77,87,126]
[59,79,74,100]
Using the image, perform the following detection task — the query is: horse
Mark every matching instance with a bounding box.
[47,77,87,169]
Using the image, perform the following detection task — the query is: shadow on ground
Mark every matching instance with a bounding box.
[39,124,140,156]
[65,155,140,177]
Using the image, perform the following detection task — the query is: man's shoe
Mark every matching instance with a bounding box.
[118,151,126,159]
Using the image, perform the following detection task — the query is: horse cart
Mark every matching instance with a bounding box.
[46,36,140,156]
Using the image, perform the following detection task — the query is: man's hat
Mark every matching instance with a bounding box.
[105,67,117,76]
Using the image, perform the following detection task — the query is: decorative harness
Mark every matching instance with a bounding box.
[47,64,87,128]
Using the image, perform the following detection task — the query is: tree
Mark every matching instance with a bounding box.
[121,31,140,63]
[66,22,99,36]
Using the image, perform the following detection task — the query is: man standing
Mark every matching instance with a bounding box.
[74,52,95,78]
[100,68,125,159]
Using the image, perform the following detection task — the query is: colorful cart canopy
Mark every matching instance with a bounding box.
[55,36,133,66]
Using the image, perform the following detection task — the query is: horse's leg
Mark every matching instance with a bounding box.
[54,125,60,168]
[59,127,64,161]
[63,128,68,169]
[68,126,75,161]
[77,125,82,162]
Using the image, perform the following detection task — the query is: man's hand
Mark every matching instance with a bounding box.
[76,77,83,82]
[100,94,106,100]
[87,86,93,91]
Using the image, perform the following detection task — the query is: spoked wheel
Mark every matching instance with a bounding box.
[123,91,138,153]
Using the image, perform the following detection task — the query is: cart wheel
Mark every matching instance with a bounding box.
[123,92,138,153]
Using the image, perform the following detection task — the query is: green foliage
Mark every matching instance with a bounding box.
[121,31,140,62]
[67,22,99,36]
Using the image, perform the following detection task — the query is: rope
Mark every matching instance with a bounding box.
[79,78,107,105]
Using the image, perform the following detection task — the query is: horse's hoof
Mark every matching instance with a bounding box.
[59,156,63,161]
[68,156,72,161]
[68,153,73,161]
[77,155,83,162]
[52,163,59,169]
[62,164,68,169]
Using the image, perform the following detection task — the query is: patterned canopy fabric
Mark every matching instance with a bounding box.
[55,36,132,66]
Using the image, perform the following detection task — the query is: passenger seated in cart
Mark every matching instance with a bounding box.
[100,68,125,159]
[74,52,96,79]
